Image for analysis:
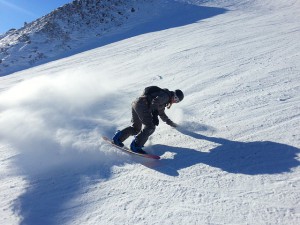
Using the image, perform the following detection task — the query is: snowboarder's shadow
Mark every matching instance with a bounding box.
[147,127,300,176]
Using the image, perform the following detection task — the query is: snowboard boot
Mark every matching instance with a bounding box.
[112,130,124,147]
[130,139,146,154]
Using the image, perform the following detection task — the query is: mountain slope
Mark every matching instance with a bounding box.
[0,0,155,76]
[0,0,299,225]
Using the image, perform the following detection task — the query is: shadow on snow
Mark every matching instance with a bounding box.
[147,125,300,176]
[13,152,123,225]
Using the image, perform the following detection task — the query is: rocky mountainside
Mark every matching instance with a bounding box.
[0,0,152,76]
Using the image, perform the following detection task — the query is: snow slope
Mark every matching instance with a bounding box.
[0,0,299,224]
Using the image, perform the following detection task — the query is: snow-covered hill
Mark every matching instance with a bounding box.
[0,0,299,224]
[0,0,157,76]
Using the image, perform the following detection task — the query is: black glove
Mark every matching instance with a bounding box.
[152,110,159,126]
[166,119,177,127]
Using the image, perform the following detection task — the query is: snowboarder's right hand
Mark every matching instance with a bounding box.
[166,119,177,128]
[169,122,177,128]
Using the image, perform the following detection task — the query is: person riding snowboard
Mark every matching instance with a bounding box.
[112,86,184,154]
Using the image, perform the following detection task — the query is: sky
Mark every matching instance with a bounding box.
[0,0,72,35]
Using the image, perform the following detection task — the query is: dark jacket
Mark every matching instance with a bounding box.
[147,89,173,123]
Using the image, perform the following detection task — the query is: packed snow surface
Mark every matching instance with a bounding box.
[0,0,299,224]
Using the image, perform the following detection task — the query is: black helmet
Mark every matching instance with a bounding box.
[174,89,184,102]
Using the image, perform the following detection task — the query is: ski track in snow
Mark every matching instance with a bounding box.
[0,0,300,225]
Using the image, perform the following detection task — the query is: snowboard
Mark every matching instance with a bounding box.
[102,136,160,160]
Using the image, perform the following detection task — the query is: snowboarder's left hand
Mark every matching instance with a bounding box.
[152,110,159,126]
[152,116,159,126]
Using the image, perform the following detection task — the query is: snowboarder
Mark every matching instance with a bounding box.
[112,86,184,154]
